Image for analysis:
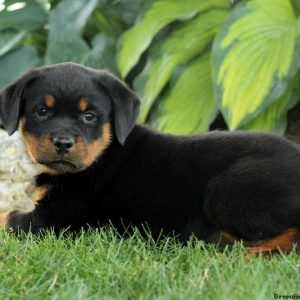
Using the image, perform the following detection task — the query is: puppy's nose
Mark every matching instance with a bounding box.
[52,136,75,154]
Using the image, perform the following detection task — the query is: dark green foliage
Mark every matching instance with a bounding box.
[1,0,300,135]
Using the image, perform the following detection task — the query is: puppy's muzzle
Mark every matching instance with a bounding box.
[51,135,75,155]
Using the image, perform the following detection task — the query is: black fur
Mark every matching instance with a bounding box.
[1,63,300,248]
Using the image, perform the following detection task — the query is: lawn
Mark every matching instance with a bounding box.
[0,228,299,300]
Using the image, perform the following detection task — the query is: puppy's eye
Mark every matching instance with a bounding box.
[82,112,97,123]
[36,106,48,118]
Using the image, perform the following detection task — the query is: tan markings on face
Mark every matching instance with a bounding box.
[0,212,9,228]
[79,98,89,112]
[32,185,51,203]
[45,95,55,108]
[72,122,112,168]
[20,118,54,161]
[84,122,112,167]
[19,117,112,174]
[19,118,57,172]
[19,117,38,162]
[29,137,60,175]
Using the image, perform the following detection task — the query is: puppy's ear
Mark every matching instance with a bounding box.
[95,71,140,145]
[0,69,38,135]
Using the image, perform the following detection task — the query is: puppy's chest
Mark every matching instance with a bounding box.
[34,175,119,215]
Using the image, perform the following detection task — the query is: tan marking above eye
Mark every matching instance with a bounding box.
[79,98,89,112]
[45,95,55,108]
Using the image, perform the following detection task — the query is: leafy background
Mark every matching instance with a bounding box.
[1,0,300,136]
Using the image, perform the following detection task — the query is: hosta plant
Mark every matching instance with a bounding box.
[1,0,300,135]
[118,0,300,134]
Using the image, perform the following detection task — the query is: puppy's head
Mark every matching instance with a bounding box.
[0,63,140,174]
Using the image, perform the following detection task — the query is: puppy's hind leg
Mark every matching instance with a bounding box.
[203,159,300,254]
[244,228,299,254]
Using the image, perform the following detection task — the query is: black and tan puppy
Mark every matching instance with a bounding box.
[0,62,299,254]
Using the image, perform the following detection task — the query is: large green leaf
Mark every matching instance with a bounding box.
[243,73,300,133]
[135,9,228,122]
[212,0,300,130]
[92,10,124,37]
[0,46,40,91]
[0,3,48,31]
[81,33,118,75]
[45,0,97,64]
[0,30,26,57]
[46,35,89,64]
[292,0,300,15]
[98,0,151,26]
[118,0,231,78]
[3,0,37,5]
[48,0,98,42]
[150,54,217,134]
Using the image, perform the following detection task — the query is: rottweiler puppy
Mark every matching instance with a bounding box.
[0,62,299,254]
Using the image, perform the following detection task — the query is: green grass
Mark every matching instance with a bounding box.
[0,228,299,300]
